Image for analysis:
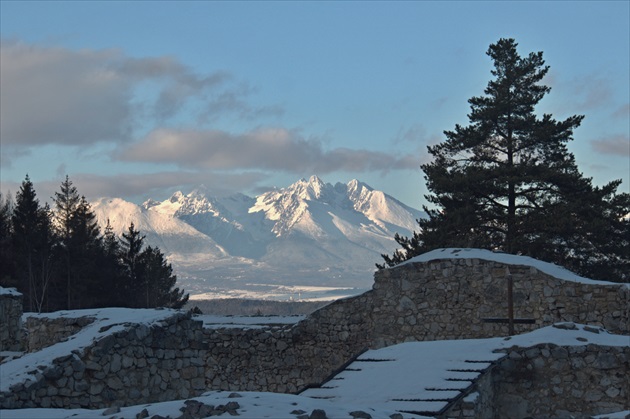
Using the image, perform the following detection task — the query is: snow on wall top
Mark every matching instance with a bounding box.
[0,286,22,297]
[400,248,627,287]
[1,308,179,392]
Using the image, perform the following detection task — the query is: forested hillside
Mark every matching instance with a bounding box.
[0,176,188,312]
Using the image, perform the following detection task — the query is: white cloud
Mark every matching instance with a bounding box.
[1,171,269,205]
[1,40,132,147]
[117,127,419,174]
[0,40,280,161]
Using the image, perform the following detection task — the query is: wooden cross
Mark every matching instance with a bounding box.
[482,267,535,335]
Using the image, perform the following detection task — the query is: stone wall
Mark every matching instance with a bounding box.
[0,287,23,352]
[492,343,629,418]
[0,313,205,409]
[2,255,628,414]
[1,310,368,409]
[440,340,629,419]
[23,315,96,353]
[366,258,629,348]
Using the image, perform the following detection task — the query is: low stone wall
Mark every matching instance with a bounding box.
[23,315,96,353]
[367,258,629,347]
[3,312,202,409]
[493,343,629,418]
[0,287,23,352]
[1,310,368,409]
[2,255,628,414]
[440,340,629,419]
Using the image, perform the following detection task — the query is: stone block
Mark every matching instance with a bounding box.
[106,376,123,390]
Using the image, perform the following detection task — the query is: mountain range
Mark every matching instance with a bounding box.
[91,176,424,300]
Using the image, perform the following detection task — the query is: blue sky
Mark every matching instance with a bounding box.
[1,1,628,209]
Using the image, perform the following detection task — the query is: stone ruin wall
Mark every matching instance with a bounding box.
[1,311,369,409]
[366,258,629,348]
[441,342,629,419]
[23,315,96,353]
[1,258,628,416]
[0,288,23,352]
[491,343,629,418]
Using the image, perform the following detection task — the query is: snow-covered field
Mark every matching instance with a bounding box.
[188,284,364,302]
[0,391,429,419]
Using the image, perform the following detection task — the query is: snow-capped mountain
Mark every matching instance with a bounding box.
[93,177,425,299]
[91,198,227,258]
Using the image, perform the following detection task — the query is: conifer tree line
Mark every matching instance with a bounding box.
[380,38,630,283]
[0,175,189,312]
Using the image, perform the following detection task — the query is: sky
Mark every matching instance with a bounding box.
[1,1,628,209]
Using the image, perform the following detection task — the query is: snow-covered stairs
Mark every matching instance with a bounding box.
[300,340,506,416]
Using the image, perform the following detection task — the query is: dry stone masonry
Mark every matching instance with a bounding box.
[492,341,629,418]
[1,251,628,418]
[367,256,628,347]
[441,324,630,419]
[0,287,23,353]
[23,314,96,353]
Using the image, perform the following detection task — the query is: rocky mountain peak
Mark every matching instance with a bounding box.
[92,177,425,294]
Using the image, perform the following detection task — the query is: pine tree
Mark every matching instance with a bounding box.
[119,222,146,307]
[103,219,119,257]
[33,204,57,312]
[66,196,103,308]
[97,219,125,307]
[11,176,58,312]
[380,38,630,282]
[53,175,81,309]
[138,246,189,309]
[53,176,81,243]
[118,223,189,308]
[0,192,15,287]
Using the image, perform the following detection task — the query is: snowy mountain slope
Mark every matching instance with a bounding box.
[250,176,422,239]
[144,188,269,259]
[92,177,425,298]
[244,176,422,273]
[91,198,228,258]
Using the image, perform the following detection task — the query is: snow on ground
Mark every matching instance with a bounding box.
[0,391,429,419]
[0,286,21,296]
[402,248,628,287]
[302,323,630,415]
[302,337,505,414]
[593,411,630,419]
[2,308,178,392]
[2,317,628,418]
[197,314,304,329]
[189,284,365,302]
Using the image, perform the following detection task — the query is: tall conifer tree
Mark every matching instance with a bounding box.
[97,219,125,307]
[119,222,146,306]
[67,196,103,308]
[0,193,15,287]
[138,246,189,309]
[381,39,629,282]
[12,176,58,311]
[118,223,189,308]
[53,175,81,308]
